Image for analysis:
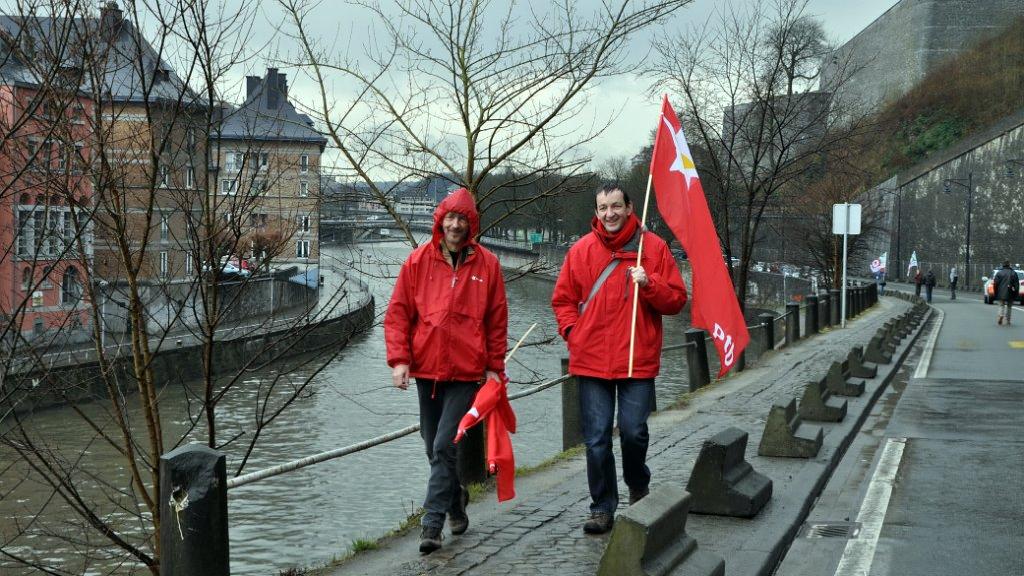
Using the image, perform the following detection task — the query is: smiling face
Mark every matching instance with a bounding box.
[442,211,470,251]
[595,188,633,234]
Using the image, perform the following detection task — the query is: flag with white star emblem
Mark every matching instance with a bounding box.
[650,96,748,377]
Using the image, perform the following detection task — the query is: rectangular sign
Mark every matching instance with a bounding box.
[832,203,862,235]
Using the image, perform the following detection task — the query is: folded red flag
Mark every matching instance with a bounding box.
[454,375,517,502]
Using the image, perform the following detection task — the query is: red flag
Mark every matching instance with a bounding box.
[649,96,749,377]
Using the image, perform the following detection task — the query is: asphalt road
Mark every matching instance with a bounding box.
[776,290,1024,576]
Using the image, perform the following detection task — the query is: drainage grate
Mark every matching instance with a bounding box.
[800,521,861,539]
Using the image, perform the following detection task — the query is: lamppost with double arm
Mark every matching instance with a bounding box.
[943,172,973,289]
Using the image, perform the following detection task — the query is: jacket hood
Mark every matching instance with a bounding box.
[433,187,480,246]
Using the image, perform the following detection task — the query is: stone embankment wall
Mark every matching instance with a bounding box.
[9,281,375,414]
[822,0,1022,114]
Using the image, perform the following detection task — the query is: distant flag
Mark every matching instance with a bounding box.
[649,96,749,377]
[907,251,919,276]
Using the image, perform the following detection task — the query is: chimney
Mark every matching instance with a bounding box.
[278,73,288,102]
[100,1,123,41]
[265,68,279,109]
[246,75,261,99]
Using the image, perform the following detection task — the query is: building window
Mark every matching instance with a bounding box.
[252,179,267,195]
[186,127,196,151]
[61,266,81,304]
[186,167,196,189]
[159,251,169,279]
[250,213,268,229]
[21,267,31,291]
[159,164,170,188]
[160,214,169,241]
[300,154,309,173]
[298,181,308,197]
[296,240,310,259]
[225,152,243,172]
[299,214,310,233]
[220,179,236,195]
[186,252,194,275]
[17,210,32,256]
[251,152,268,170]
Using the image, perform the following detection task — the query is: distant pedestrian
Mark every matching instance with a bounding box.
[875,271,886,296]
[924,270,936,303]
[913,269,923,297]
[949,266,958,300]
[384,188,509,554]
[993,260,1020,326]
[551,183,687,535]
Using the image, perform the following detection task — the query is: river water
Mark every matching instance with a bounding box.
[0,240,693,575]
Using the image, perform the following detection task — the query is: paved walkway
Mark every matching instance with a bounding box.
[327,295,919,576]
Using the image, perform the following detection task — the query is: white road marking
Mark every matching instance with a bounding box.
[913,307,943,378]
[834,437,908,576]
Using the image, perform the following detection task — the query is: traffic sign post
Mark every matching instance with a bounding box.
[832,203,862,328]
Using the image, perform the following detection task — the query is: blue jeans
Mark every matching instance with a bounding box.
[578,376,654,515]
[416,379,478,529]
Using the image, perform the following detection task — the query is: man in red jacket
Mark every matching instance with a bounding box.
[551,183,687,534]
[384,188,508,554]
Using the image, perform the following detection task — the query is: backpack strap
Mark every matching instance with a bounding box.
[579,259,621,315]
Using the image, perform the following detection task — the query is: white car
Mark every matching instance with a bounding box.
[202,256,253,278]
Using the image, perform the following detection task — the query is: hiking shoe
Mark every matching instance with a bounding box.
[448,485,470,535]
[583,512,614,535]
[419,525,443,554]
[628,487,650,506]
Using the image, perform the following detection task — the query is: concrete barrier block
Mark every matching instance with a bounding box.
[598,486,725,576]
[799,378,848,422]
[848,346,878,378]
[865,335,893,364]
[757,399,822,458]
[825,361,865,397]
[687,427,772,518]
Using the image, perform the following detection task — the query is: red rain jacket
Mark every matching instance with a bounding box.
[551,214,687,379]
[454,375,516,502]
[385,188,508,381]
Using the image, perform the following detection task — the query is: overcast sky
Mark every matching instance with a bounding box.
[219,0,900,177]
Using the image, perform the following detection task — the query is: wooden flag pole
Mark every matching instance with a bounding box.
[627,172,654,377]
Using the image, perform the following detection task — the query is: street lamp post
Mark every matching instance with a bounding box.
[943,172,973,288]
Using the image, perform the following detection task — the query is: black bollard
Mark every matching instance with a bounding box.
[759,313,775,351]
[561,358,583,450]
[785,302,800,344]
[806,295,819,335]
[685,329,711,391]
[160,444,230,576]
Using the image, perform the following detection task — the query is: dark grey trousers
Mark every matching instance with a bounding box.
[416,379,478,529]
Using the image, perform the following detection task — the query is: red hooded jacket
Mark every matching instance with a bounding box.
[551,214,687,379]
[385,188,508,381]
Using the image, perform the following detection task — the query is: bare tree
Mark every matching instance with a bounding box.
[278,0,693,245]
[0,2,363,573]
[648,0,874,307]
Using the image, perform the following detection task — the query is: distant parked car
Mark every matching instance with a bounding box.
[202,256,253,279]
[982,268,1024,304]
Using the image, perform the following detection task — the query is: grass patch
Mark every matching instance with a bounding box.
[350,538,379,553]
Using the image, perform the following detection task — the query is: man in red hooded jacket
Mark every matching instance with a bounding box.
[384,187,508,554]
[551,183,687,534]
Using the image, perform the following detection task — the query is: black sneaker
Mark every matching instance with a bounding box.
[628,487,650,506]
[582,512,614,534]
[448,485,470,535]
[419,525,443,554]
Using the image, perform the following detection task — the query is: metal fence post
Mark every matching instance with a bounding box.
[830,289,840,323]
[821,293,831,328]
[561,358,583,450]
[785,302,800,344]
[805,294,819,335]
[759,313,775,350]
[685,329,710,391]
[160,444,230,576]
